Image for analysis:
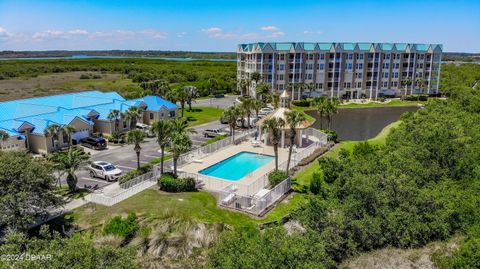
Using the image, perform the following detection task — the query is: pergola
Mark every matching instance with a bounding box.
[255,90,312,148]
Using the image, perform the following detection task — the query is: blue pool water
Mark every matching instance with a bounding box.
[199,151,274,181]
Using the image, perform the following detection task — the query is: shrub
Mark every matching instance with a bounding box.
[118,162,153,184]
[319,129,338,142]
[292,99,311,107]
[268,170,288,187]
[103,212,139,238]
[158,173,196,192]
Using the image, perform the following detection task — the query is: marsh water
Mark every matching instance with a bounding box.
[306,106,419,141]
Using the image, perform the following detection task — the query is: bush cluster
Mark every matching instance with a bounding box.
[158,173,196,192]
[268,170,288,187]
[103,212,139,238]
[291,99,311,107]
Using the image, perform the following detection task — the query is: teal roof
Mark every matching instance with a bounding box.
[357,43,373,51]
[380,43,394,51]
[0,91,177,136]
[238,42,442,53]
[341,43,356,51]
[395,43,408,51]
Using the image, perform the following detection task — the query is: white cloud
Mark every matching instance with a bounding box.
[268,31,285,38]
[30,29,167,41]
[303,30,323,35]
[32,29,90,40]
[261,25,278,31]
[176,32,187,38]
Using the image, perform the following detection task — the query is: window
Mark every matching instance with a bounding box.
[357,82,362,88]
[307,73,313,80]
[394,72,399,78]
[320,53,325,60]
[277,74,284,80]
[280,54,285,60]
[316,83,323,89]
[347,63,353,70]
[356,72,363,79]
[356,63,363,69]
[393,81,398,87]
[348,54,353,60]
[318,63,324,70]
[383,81,388,87]
[308,54,314,60]
[169,111,176,118]
[383,72,389,78]
[356,53,364,60]
[123,121,127,129]
[279,64,284,71]
[150,113,154,120]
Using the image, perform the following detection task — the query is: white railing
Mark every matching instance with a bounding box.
[218,177,292,216]
[87,177,157,206]
[119,171,154,189]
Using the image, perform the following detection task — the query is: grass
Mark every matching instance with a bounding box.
[202,134,228,146]
[54,186,92,200]
[182,106,224,126]
[339,99,425,108]
[256,192,307,223]
[294,120,401,187]
[72,189,256,229]
[291,105,316,123]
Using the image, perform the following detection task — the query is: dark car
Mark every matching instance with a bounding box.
[80,137,107,150]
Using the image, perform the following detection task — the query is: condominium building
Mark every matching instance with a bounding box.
[0,91,177,154]
[237,42,442,100]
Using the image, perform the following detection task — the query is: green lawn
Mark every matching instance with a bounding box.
[54,186,92,200]
[294,120,401,187]
[72,189,256,229]
[182,106,224,126]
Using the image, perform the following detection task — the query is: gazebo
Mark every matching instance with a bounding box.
[255,90,312,148]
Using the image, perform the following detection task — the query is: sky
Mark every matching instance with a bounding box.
[0,0,479,53]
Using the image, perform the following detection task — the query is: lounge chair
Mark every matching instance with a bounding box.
[221,193,235,205]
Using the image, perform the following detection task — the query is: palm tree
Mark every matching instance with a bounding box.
[170,119,194,176]
[107,109,123,137]
[124,106,142,130]
[238,79,248,96]
[61,125,76,147]
[402,77,412,96]
[252,99,263,119]
[126,130,146,169]
[53,147,89,192]
[250,72,261,94]
[268,93,280,109]
[240,98,253,128]
[222,106,241,143]
[44,124,62,151]
[158,80,170,97]
[176,87,189,117]
[165,88,178,104]
[184,86,198,112]
[255,82,271,101]
[312,96,328,129]
[262,117,285,171]
[208,78,218,96]
[152,120,173,174]
[0,130,10,141]
[325,97,340,130]
[285,110,306,173]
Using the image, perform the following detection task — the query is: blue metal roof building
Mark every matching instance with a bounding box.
[0,91,177,138]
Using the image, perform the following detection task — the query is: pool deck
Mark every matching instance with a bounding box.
[180,141,289,193]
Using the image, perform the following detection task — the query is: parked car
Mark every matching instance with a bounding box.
[260,107,274,114]
[80,136,107,150]
[89,161,122,181]
[236,117,258,128]
[220,115,228,124]
[203,129,227,138]
[136,123,155,137]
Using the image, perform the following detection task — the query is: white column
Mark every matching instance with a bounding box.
[369,53,375,99]
[331,52,336,97]
[412,52,417,94]
[292,53,296,98]
[436,53,442,93]
[299,51,303,100]
[272,53,275,90]
[375,52,381,99]
[260,52,264,80]
[258,127,262,142]
[338,51,342,98]
[406,52,411,96]
[281,130,285,148]
[427,53,433,94]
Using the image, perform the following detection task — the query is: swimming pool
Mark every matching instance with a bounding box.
[199,151,274,181]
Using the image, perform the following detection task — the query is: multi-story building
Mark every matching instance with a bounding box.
[0,91,177,154]
[237,42,442,100]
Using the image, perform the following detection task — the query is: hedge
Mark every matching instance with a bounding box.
[158,173,196,192]
[268,170,288,188]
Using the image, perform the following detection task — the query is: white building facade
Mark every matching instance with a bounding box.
[237,42,443,100]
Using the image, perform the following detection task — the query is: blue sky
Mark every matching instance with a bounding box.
[0,0,479,52]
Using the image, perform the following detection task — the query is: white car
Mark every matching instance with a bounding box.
[136,123,155,137]
[89,161,122,181]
